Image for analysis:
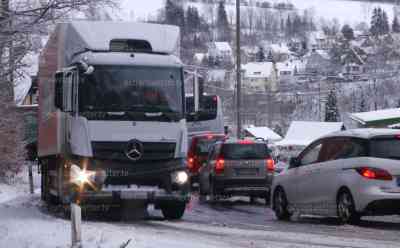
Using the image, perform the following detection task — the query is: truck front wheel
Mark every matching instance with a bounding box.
[160,202,186,220]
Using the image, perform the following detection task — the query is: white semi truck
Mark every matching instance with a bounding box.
[37,21,190,219]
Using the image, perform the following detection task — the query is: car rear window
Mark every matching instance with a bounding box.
[221,143,269,160]
[195,136,224,155]
[370,138,400,160]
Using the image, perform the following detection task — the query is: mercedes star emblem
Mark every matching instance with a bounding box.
[125,139,144,161]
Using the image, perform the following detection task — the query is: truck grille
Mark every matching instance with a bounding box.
[91,141,176,162]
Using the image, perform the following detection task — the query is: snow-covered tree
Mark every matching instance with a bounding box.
[0,0,117,180]
[325,89,340,122]
[392,16,400,33]
[370,7,390,36]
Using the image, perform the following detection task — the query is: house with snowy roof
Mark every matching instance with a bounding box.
[241,62,278,92]
[275,121,344,148]
[207,41,234,66]
[304,49,332,75]
[244,125,282,142]
[350,108,400,128]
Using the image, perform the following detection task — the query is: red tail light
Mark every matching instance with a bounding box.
[215,158,225,175]
[266,158,275,172]
[356,167,393,181]
[239,140,254,144]
[188,157,195,169]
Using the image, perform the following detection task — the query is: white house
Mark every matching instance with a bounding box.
[242,62,278,92]
[207,42,234,65]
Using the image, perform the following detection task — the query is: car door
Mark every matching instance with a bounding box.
[295,140,324,214]
[308,138,348,215]
[316,138,369,215]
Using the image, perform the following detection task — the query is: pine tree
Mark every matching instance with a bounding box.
[393,16,400,33]
[370,7,380,36]
[216,1,231,41]
[285,16,292,38]
[325,89,340,122]
[359,92,367,112]
[382,10,390,34]
[165,0,185,31]
[256,46,265,62]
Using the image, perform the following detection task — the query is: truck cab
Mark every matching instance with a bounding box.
[38,22,190,219]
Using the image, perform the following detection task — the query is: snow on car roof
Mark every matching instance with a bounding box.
[350,108,400,125]
[325,128,400,139]
[275,121,344,147]
[245,126,282,142]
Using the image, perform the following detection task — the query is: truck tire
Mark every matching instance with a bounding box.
[161,202,186,220]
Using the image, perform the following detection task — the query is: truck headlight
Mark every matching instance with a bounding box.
[172,171,189,185]
[70,164,96,187]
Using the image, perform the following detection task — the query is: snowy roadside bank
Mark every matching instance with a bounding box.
[0,162,40,204]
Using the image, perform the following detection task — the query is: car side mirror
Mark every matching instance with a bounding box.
[289,157,301,168]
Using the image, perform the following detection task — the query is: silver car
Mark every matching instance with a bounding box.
[199,139,275,203]
[272,129,400,224]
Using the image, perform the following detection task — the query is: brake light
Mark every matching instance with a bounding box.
[188,157,194,169]
[266,158,275,172]
[239,140,254,144]
[356,167,393,181]
[215,158,225,174]
[207,134,214,140]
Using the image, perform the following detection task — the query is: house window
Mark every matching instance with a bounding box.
[352,66,359,71]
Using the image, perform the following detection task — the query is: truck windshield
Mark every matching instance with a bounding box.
[79,65,183,118]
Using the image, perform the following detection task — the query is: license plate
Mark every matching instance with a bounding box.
[236,168,257,176]
[397,177,400,186]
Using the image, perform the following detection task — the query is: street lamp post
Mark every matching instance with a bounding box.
[236,0,242,138]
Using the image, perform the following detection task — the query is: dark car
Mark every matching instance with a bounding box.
[187,133,226,184]
[199,139,275,204]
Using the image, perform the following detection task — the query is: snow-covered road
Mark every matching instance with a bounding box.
[1,188,400,248]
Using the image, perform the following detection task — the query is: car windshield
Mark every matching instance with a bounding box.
[370,138,400,160]
[79,65,183,116]
[221,143,269,160]
[195,136,225,155]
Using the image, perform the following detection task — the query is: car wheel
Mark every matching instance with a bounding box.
[161,202,186,220]
[273,188,291,221]
[337,190,360,224]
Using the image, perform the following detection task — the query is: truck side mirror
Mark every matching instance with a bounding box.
[289,157,301,168]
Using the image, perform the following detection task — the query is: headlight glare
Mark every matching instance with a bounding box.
[172,171,189,185]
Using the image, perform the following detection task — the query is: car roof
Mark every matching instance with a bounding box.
[322,128,400,140]
[222,138,267,145]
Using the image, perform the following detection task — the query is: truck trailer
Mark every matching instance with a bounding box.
[37,21,190,219]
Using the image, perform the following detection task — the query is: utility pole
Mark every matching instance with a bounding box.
[236,0,242,138]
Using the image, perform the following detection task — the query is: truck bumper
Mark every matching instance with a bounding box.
[79,189,190,205]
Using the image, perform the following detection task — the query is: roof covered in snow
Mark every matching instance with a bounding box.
[269,43,290,54]
[60,21,180,55]
[242,62,274,78]
[350,108,400,126]
[245,126,282,142]
[276,121,344,147]
[212,42,232,52]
